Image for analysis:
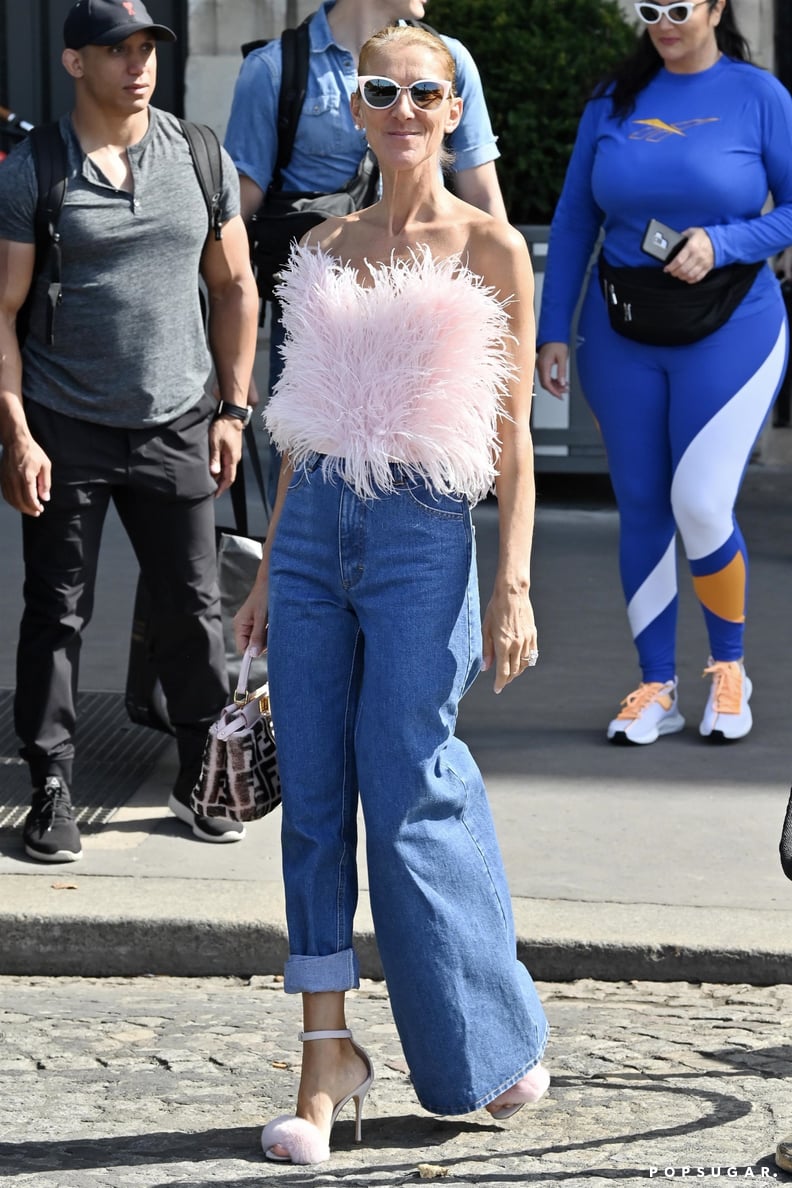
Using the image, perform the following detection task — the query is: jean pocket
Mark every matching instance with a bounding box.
[405,481,467,519]
[287,451,326,493]
[287,467,309,493]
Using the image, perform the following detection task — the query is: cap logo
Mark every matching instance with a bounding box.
[63,0,176,49]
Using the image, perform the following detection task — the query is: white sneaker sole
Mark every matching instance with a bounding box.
[699,677,753,742]
[24,844,83,863]
[608,710,686,745]
[168,793,246,843]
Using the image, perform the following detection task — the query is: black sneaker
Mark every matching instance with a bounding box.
[168,789,246,844]
[23,777,83,863]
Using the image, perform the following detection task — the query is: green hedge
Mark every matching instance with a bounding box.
[428,0,637,223]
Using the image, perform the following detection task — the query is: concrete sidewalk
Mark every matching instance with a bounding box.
[1,422,792,982]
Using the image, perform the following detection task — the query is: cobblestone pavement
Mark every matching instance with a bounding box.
[2,977,792,1187]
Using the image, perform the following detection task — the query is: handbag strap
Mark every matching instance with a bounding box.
[245,422,269,514]
[234,645,260,704]
[230,422,271,537]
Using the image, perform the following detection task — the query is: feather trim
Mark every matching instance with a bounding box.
[265,244,516,502]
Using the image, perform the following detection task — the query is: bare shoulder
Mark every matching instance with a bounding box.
[300,215,349,253]
[464,217,532,298]
[300,209,386,272]
[467,216,529,269]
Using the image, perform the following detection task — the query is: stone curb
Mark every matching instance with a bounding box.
[3,875,792,983]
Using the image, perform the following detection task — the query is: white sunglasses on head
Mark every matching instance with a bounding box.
[634,1,709,24]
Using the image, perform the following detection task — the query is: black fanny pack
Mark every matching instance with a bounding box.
[598,255,763,347]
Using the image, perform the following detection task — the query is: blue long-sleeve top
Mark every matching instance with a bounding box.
[538,55,792,345]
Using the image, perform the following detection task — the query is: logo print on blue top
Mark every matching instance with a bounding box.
[630,117,719,141]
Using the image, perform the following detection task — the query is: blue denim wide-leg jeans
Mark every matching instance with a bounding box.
[267,458,548,1115]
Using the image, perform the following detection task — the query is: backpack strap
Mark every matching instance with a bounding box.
[179,119,224,241]
[22,121,225,347]
[241,38,269,58]
[28,123,68,347]
[272,16,311,190]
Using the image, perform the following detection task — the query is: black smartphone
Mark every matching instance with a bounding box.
[641,218,687,264]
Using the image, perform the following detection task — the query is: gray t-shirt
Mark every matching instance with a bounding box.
[0,108,240,427]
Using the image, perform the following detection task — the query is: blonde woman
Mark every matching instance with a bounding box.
[236,24,549,1165]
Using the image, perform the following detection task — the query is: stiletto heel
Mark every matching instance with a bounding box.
[261,1029,374,1165]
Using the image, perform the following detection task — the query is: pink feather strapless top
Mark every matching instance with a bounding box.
[265,245,515,503]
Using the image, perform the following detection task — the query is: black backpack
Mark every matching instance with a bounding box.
[17,118,224,348]
[242,17,379,304]
[240,14,438,187]
[243,15,444,304]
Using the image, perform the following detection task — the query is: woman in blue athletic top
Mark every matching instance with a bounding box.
[537,0,792,745]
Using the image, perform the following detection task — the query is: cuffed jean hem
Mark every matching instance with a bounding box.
[283,948,361,994]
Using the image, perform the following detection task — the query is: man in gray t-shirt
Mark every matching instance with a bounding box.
[0,0,259,863]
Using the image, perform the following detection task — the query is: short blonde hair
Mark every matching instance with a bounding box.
[358,25,457,171]
[359,24,456,93]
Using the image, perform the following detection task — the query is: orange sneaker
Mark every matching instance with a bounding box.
[607,679,685,745]
[698,659,752,741]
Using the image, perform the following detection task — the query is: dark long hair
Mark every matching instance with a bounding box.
[592,0,753,121]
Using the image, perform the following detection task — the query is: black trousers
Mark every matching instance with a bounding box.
[15,396,228,795]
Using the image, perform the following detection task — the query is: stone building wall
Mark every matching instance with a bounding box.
[185,0,314,137]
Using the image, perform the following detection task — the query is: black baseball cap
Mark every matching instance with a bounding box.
[64,0,177,49]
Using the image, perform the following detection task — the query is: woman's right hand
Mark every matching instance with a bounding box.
[233,573,269,657]
[536,342,569,399]
[234,456,292,657]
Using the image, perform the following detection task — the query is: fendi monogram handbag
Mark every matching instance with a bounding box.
[190,648,281,822]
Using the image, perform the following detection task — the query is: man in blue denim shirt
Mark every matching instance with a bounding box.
[224,0,507,502]
[226,0,505,219]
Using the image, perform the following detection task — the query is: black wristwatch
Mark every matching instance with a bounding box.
[214,401,253,428]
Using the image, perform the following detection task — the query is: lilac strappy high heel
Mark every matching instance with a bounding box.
[487,1062,550,1120]
[261,1029,375,1165]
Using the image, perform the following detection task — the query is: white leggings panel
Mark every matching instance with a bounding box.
[671,318,788,562]
[627,535,677,644]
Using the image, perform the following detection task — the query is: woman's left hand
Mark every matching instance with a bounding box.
[664,227,715,284]
[481,588,539,694]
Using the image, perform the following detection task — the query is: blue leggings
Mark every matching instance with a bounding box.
[576,284,788,682]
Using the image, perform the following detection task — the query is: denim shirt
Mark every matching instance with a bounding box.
[224,0,500,195]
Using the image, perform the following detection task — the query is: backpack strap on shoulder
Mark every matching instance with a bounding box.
[241,38,269,58]
[28,123,68,347]
[179,119,224,240]
[272,16,311,190]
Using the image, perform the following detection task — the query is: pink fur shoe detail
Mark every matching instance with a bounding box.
[260,1115,330,1165]
[260,1029,374,1164]
[487,1063,550,1120]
